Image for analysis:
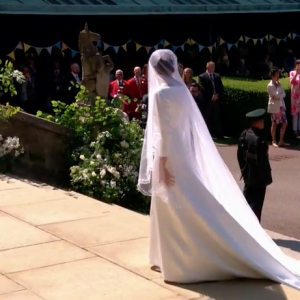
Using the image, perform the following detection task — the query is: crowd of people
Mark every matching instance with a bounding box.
[2,50,300,144]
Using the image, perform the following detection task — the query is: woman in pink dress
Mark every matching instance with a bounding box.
[289,60,300,137]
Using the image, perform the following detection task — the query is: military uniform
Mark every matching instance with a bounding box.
[237,109,272,222]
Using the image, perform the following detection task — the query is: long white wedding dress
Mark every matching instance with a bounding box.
[138,49,300,290]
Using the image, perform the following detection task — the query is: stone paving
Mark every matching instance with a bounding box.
[0,174,300,300]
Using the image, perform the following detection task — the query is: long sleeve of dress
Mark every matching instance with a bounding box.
[155,92,173,157]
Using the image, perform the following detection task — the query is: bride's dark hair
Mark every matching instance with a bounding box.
[150,50,176,76]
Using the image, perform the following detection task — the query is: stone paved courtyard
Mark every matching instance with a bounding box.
[0,174,300,300]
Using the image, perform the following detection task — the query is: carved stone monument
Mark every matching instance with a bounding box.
[78,23,114,104]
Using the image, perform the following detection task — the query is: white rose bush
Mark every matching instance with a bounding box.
[38,88,149,213]
[0,60,25,172]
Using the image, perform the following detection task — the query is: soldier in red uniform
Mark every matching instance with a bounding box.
[108,69,128,99]
[126,66,148,119]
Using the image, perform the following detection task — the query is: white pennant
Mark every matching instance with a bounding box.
[276,39,281,45]
[15,42,23,50]
[245,37,250,43]
[36,47,43,55]
[103,43,109,51]
[180,43,185,51]
[46,46,52,54]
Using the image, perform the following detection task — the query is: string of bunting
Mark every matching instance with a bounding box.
[5,33,300,60]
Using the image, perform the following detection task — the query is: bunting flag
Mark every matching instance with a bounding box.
[71,49,78,57]
[5,34,300,60]
[136,43,142,51]
[219,38,225,45]
[164,40,171,47]
[103,43,109,51]
[122,43,127,51]
[7,51,15,60]
[23,43,31,52]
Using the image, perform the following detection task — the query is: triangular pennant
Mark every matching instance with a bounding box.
[16,42,23,50]
[46,46,52,54]
[61,43,68,51]
[159,39,164,45]
[259,38,264,43]
[235,42,239,48]
[113,46,119,53]
[103,43,109,51]
[7,51,15,60]
[276,39,281,45]
[253,39,257,45]
[269,35,274,41]
[239,36,244,42]
[245,37,250,43]
[23,43,31,52]
[288,33,292,38]
[122,43,127,51]
[136,43,141,51]
[208,46,213,53]
[219,38,225,45]
[153,44,158,50]
[265,34,269,41]
[181,43,185,51]
[283,37,287,43]
[190,39,196,45]
[36,47,43,55]
[164,40,170,47]
[145,46,151,53]
[227,43,233,50]
[71,50,77,57]
[198,44,204,52]
[54,42,61,49]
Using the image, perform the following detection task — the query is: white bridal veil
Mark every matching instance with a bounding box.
[138,49,300,288]
[137,48,239,207]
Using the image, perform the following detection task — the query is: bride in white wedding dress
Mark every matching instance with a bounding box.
[137,49,300,289]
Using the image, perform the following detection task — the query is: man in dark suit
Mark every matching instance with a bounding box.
[199,61,224,139]
[189,83,206,116]
[63,62,81,105]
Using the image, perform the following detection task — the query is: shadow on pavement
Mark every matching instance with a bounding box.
[274,239,300,253]
[169,279,289,300]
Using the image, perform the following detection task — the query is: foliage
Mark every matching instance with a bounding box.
[0,60,25,96]
[37,85,149,213]
[0,103,20,122]
[220,77,290,136]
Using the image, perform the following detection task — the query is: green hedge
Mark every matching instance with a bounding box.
[196,77,291,137]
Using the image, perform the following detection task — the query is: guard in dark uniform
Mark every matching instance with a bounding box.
[237,108,272,222]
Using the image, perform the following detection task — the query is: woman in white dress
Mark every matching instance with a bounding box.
[137,49,300,289]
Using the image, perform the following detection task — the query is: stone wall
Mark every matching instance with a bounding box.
[0,111,73,186]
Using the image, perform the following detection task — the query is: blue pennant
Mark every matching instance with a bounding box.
[227,43,233,50]
[54,41,61,49]
[71,50,77,57]
[198,45,203,51]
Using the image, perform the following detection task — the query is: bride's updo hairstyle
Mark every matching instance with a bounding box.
[150,49,176,76]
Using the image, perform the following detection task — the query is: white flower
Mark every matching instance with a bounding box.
[100,169,106,178]
[96,154,101,160]
[90,142,95,147]
[80,154,85,160]
[90,161,95,165]
[91,171,97,177]
[110,180,116,188]
[106,165,117,174]
[120,140,129,148]
[113,171,120,179]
